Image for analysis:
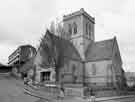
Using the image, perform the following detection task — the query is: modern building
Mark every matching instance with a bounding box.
[8,45,36,68]
[34,8,125,96]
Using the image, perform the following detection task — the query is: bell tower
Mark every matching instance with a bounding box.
[63,8,95,60]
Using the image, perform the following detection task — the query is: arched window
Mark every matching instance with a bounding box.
[92,64,96,75]
[107,64,113,86]
[72,64,77,83]
[86,23,88,35]
[73,22,77,34]
[88,23,91,37]
[68,24,72,34]
[72,65,76,73]
[86,22,92,38]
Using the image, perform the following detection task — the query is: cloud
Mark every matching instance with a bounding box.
[0,43,17,64]
[88,1,135,72]
[0,0,135,72]
[55,0,135,72]
[0,0,57,63]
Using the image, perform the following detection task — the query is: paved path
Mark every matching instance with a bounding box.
[6,77,135,102]
[101,97,135,102]
[0,76,40,102]
[23,85,135,102]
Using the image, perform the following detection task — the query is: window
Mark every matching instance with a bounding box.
[92,64,96,75]
[86,23,92,37]
[86,23,88,35]
[68,24,72,34]
[41,71,51,81]
[88,23,91,37]
[45,72,50,81]
[72,64,77,83]
[73,22,77,34]
[107,64,113,86]
[72,65,76,74]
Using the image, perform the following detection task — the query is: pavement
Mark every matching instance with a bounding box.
[0,76,40,102]
[1,75,135,102]
[14,78,135,102]
[74,95,135,102]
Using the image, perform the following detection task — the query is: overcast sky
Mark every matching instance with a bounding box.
[0,0,134,72]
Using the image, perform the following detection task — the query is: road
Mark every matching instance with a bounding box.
[0,76,41,102]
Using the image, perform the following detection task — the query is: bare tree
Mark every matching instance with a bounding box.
[56,22,69,39]
[38,17,69,82]
[49,19,69,40]
[38,30,64,82]
[49,21,56,34]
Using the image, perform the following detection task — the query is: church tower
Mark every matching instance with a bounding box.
[63,8,95,60]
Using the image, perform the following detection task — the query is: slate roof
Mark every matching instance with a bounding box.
[44,30,81,61]
[85,38,115,61]
[37,30,116,68]
[35,30,81,68]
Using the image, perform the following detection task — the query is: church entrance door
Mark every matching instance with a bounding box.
[40,71,51,82]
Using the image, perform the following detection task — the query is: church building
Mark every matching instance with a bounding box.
[34,8,125,96]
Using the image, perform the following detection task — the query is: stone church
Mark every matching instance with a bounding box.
[34,8,125,95]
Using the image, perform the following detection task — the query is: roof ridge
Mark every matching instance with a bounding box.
[95,38,114,44]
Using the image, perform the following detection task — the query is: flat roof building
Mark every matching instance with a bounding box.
[8,45,36,67]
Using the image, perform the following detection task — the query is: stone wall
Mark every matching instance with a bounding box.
[59,57,83,84]
[85,60,113,86]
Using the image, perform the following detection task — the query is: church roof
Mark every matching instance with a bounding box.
[85,38,115,61]
[37,30,118,67]
[35,30,81,68]
[45,30,81,61]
